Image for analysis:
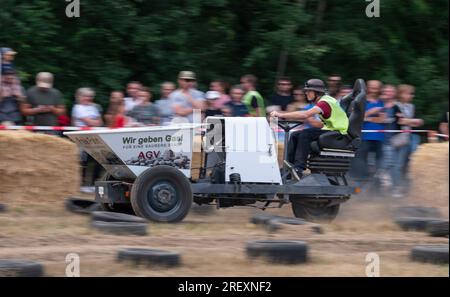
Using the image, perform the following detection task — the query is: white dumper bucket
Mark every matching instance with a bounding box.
[65,125,199,180]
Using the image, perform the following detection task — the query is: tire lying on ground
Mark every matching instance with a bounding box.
[250,213,282,225]
[411,245,449,264]
[427,220,449,237]
[65,197,101,215]
[266,217,307,232]
[117,248,180,267]
[90,221,148,236]
[91,211,147,223]
[392,206,442,219]
[394,217,442,231]
[246,240,308,264]
[0,260,44,277]
[0,203,6,213]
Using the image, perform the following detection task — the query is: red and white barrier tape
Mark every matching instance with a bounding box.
[0,125,448,138]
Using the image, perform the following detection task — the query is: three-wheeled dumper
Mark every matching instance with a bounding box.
[65,79,367,223]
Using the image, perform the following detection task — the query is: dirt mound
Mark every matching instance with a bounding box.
[0,131,80,206]
[408,142,449,216]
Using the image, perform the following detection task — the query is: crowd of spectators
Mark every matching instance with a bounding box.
[1,47,448,196]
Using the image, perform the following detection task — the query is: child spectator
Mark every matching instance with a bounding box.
[224,85,249,117]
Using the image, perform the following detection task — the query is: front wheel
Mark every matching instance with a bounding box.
[291,200,340,223]
[130,166,192,222]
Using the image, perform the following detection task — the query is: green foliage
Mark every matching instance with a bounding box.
[0,0,448,127]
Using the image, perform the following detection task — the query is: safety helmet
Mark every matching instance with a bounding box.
[304,79,326,93]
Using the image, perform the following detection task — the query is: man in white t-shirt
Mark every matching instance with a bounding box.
[169,71,205,123]
[124,81,142,112]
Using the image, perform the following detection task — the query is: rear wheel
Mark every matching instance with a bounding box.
[131,166,192,222]
[291,199,340,223]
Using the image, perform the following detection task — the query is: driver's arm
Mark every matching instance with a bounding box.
[271,106,322,121]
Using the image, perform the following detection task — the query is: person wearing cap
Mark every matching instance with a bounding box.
[240,74,265,117]
[21,72,66,127]
[270,78,349,179]
[169,71,205,123]
[0,68,25,125]
[204,91,224,118]
[1,47,17,73]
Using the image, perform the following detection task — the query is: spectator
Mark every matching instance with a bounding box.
[351,80,385,183]
[71,88,103,127]
[223,85,249,117]
[204,91,223,117]
[241,74,265,117]
[286,87,308,112]
[0,68,24,125]
[21,72,66,130]
[127,87,160,126]
[327,74,342,97]
[392,84,424,197]
[71,87,103,193]
[336,85,353,100]
[209,79,231,109]
[104,91,125,127]
[124,81,142,112]
[154,81,175,125]
[108,101,128,129]
[1,47,17,73]
[379,84,399,189]
[169,71,205,123]
[269,77,294,111]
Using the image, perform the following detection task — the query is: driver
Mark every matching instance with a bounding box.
[270,79,349,179]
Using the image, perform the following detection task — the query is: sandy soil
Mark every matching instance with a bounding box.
[0,197,448,277]
[0,133,448,276]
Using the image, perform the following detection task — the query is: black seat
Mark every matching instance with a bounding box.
[308,79,366,174]
[310,79,367,154]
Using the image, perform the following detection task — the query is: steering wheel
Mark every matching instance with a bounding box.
[276,119,303,132]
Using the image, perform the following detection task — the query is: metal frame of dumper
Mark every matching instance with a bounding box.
[65,118,357,223]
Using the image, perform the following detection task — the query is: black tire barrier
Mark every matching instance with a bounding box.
[90,220,148,236]
[246,240,308,264]
[392,206,442,219]
[250,213,283,225]
[394,217,443,231]
[411,245,449,264]
[266,217,307,232]
[0,203,7,213]
[0,259,44,277]
[65,197,102,215]
[117,248,180,267]
[91,211,147,223]
[427,220,449,237]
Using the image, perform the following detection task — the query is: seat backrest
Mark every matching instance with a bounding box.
[346,79,367,140]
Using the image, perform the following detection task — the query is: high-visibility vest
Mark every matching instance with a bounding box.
[242,91,265,117]
[317,95,349,135]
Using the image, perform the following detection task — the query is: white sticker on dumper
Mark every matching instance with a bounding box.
[99,128,194,178]
[66,127,195,179]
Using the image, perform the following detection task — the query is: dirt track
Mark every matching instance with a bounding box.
[0,133,448,276]
[0,196,448,277]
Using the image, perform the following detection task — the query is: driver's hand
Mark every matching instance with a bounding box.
[270,111,280,118]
